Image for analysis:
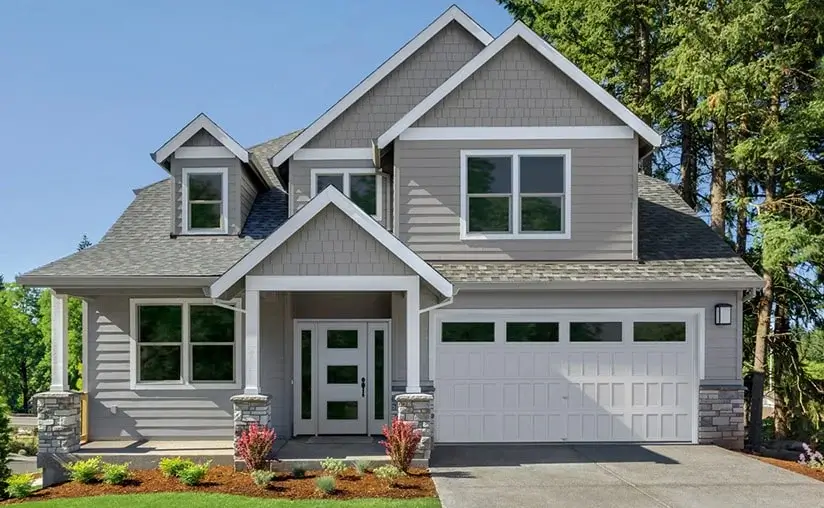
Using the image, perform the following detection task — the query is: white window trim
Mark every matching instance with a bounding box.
[181,167,229,235]
[310,168,383,221]
[460,149,572,240]
[129,298,242,390]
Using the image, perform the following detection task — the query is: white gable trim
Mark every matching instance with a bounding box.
[153,113,249,164]
[174,146,236,159]
[209,186,453,299]
[399,126,635,141]
[269,6,493,168]
[378,22,661,149]
[294,148,373,161]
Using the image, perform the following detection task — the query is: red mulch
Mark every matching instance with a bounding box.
[752,455,824,482]
[3,466,436,503]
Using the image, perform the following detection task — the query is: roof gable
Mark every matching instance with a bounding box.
[209,186,454,298]
[152,113,249,164]
[378,22,661,148]
[270,5,493,167]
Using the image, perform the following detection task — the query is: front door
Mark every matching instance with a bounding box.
[293,320,390,436]
[317,323,368,434]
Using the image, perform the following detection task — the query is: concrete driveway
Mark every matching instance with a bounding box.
[430,444,824,508]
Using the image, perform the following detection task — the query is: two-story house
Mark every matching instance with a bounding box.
[19,6,761,473]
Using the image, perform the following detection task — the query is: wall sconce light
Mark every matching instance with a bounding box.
[715,303,732,326]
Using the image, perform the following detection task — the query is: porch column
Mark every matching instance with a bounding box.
[244,288,260,395]
[405,282,421,393]
[50,292,69,392]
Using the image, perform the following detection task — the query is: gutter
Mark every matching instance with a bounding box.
[211,298,246,314]
[419,289,458,314]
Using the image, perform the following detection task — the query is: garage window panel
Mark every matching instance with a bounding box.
[569,322,623,342]
[441,322,495,343]
[506,322,560,342]
[633,322,687,342]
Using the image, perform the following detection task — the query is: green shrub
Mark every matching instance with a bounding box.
[178,461,211,486]
[250,469,276,488]
[291,464,306,479]
[5,474,35,499]
[9,436,37,456]
[320,457,346,476]
[159,457,195,478]
[0,402,12,498]
[352,459,372,476]
[101,462,130,485]
[315,475,336,495]
[65,456,102,484]
[374,464,403,486]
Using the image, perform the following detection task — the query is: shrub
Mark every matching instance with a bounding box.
[236,423,277,471]
[159,457,195,478]
[320,457,346,476]
[9,436,37,457]
[799,443,824,469]
[250,469,276,488]
[353,459,372,476]
[291,464,306,479]
[65,456,102,484]
[315,475,336,495]
[380,418,421,473]
[374,465,403,486]
[0,402,12,498]
[101,462,130,485]
[178,461,211,486]
[5,474,35,499]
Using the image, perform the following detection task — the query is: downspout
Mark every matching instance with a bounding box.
[211,298,246,314]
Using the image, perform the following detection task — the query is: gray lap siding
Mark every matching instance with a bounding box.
[396,138,638,261]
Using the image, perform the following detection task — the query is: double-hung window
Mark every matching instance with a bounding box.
[311,168,382,219]
[461,150,571,239]
[182,167,229,234]
[131,299,240,389]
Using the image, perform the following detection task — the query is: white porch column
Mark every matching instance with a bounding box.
[244,288,260,395]
[405,282,421,393]
[50,292,69,392]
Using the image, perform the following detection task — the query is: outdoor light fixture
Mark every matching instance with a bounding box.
[715,303,732,326]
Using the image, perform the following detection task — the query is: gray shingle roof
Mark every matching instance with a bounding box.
[247,130,302,190]
[431,175,761,286]
[19,167,760,288]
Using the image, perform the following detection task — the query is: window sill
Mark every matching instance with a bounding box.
[461,232,571,241]
[181,228,229,236]
[131,381,241,391]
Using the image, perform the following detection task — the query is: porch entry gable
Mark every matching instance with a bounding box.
[209,185,453,299]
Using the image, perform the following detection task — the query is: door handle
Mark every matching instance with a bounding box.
[361,377,366,397]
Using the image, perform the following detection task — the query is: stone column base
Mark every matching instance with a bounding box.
[33,391,82,486]
[231,393,272,470]
[698,385,745,450]
[395,393,434,460]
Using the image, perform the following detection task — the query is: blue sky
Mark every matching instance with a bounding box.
[0,1,513,279]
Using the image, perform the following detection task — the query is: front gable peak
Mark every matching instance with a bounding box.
[152,113,249,166]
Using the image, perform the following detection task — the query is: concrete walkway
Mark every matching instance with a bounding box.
[430,444,824,508]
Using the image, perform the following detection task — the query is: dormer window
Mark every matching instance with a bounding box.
[182,167,229,234]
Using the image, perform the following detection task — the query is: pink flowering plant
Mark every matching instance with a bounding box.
[380,418,421,473]
[237,423,277,471]
[798,443,824,470]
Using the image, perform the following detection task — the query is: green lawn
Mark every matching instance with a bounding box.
[20,493,441,508]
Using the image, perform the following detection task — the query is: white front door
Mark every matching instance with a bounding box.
[318,322,368,434]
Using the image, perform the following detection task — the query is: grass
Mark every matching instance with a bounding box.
[17,493,441,507]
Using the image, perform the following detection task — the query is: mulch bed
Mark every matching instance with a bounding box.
[3,466,436,503]
[752,455,824,482]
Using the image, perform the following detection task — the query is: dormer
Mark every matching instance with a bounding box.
[152,114,266,236]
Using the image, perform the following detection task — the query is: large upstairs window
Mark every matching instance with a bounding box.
[182,167,228,234]
[311,168,382,219]
[460,150,571,240]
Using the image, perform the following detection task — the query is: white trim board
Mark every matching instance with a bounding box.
[270,6,493,168]
[399,126,635,141]
[153,113,249,164]
[210,186,453,299]
[294,148,373,161]
[378,22,662,149]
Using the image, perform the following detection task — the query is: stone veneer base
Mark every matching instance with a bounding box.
[231,394,272,470]
[698,385,745,450]
[33,391,82,486]
[395,393,434,460]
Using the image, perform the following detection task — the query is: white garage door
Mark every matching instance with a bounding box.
[433,309,699,443]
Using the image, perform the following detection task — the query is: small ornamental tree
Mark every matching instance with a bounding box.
[380,418,421,473]
[0,402,12,499]
[237,423,276,471]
